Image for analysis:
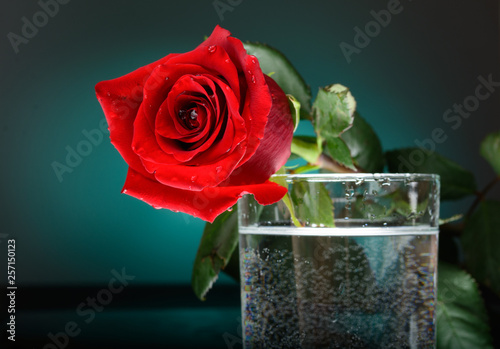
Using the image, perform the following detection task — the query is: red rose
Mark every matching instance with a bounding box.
[95,26,293,222]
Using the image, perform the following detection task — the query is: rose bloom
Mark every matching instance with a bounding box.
[95,26,293,222]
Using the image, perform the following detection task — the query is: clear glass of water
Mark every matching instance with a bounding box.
[238,173,440,349]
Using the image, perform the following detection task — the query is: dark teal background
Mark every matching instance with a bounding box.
[1,0,499,289]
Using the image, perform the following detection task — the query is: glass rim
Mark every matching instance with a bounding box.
[271,173,440,182]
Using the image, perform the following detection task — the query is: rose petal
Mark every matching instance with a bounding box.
[123,168,287,222]
[153,142,246,191]
[222,40,272,167]
[190,26,273,167]
[224,76,293,185]
[140,63,211,137]
[158,78,215,141]
[132,105,181,167]
[94,54,177,173]
[169,31,241,100]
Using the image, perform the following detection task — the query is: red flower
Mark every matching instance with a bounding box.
[95,26,293,222]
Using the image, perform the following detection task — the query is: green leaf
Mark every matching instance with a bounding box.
[287,94,301,133]
[289,180,335,227]
[341,112,384,173]
[462,200,500,297]
[385,149,476,200]
[323,137,356,171]
[291,135,321,164]
[313,84,356,141]
[437,262,493,349]
[244,42,311,118]
[191,207,238,300]
[480,130,500,175]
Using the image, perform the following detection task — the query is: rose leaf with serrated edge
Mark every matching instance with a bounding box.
[323,137,356,171]
[437,262,493,349]
[191,207,238,300]
[313,84,356,142]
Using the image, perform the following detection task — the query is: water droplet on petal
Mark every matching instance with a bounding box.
[165,77,169,80]
[207,45,217,53]
[191,175,197,182]
[216,166,222,173]
[122,189,128,194]
[106,92,111,97]
[227,207,233,212]
[224,58,230,63]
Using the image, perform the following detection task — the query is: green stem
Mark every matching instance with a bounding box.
[466,175,500,218]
